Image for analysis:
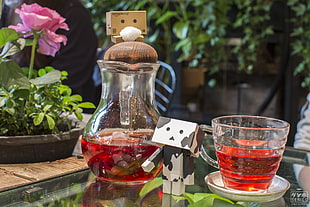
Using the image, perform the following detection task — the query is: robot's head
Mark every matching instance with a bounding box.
[106,11,147,36]
[151,117,204,156]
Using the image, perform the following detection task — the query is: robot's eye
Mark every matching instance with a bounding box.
[121,19,125,23]
[179,130,184,134]
[166,127,170,131]
[133,19,137,23]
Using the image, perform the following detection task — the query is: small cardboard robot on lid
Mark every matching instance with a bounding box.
[142,117,204,195]
[106,11,146,43]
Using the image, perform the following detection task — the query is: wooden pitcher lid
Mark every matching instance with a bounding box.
[104,41,158,64]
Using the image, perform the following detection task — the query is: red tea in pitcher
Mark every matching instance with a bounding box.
[81,132,162,184]
[216,144,283,191]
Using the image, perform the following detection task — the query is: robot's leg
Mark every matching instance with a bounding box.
[163,179,172,194]
[171,179,185,195]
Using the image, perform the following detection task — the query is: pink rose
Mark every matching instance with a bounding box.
[8,3,69,56]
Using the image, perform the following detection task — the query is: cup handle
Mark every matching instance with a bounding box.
[199,124,219,169]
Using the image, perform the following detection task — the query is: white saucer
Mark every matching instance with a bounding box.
[204,171,290,202]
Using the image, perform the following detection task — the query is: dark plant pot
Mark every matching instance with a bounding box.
[182,68,207,89]
[0,124,83,164]
[181,68,207,106]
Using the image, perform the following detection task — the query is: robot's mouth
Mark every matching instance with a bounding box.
[169,136,174,141]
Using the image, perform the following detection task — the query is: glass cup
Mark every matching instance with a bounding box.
[200,115,290,192]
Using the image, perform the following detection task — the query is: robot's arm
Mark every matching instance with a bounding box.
[142,147,163,172]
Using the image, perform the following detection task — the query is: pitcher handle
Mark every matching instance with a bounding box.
[199,124,219,169]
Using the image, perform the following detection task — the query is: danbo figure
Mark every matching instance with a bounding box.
[106,11,146,43]
[142,117,204,195]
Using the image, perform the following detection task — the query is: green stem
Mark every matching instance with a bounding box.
[28,32,39,79]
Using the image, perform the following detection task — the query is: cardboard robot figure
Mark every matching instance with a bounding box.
[142,117,204,195]
[106,11,146,43]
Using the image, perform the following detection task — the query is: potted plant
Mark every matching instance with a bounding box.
[0,3,95,163]
[145,0,232,104]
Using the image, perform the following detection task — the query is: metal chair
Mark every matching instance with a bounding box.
[155,61,177,115]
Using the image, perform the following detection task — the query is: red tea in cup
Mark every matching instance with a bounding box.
[216,144,283,191]
[200,115,290,192]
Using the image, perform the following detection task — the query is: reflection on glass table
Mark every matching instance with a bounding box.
[0,145,309,207]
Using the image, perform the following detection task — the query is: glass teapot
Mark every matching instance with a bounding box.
[81,42,163,185]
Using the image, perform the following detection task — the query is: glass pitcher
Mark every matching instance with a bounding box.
[81,57,163,185]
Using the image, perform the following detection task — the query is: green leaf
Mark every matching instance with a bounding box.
[264,27,274,35]
[70,94,83,102]
[0,38,26,57]
[13,88,30,100]
[34,113,44,126]
[0,60,30,90]
[61,70,68,76]
[5,98,14,108]
[0,28,18,47]
[76,102,96,108]
[287,0,298,6]
[188,197,213,207]
[58,84,71,95]
[194,34,211,44]
[75,107,83,114]
[171,195,187,203]
[45,114,55,129]
[182,192,196,204]
[139,177,162,199]
[189,59,198,68]
[74,112,83,120]
[181,40,192,58]
[173,21,189,39]
[30,70,62,85]
[5,107,15,115]
[45,66,54,72]
[294,62,305,75]
[43,105,52,112]
[207,194,234,204]
[176,193,238,207]
[292,4,306,16]
[62,96,71,105]
[155,11,177,24]
[146,29,159,43]
[0,96,7,107]
[174,38,190,51]
[208,79,216,88]
[38,69,47,77]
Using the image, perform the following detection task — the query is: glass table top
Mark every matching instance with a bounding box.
[0,145,309,207]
